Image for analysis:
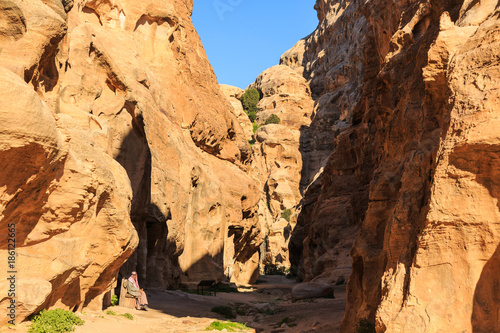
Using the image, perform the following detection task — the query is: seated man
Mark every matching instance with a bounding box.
[126,271,149,311]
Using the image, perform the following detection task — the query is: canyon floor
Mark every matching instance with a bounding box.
[3,276,345,333]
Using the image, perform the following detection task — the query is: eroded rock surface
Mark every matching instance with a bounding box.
[281,0,366,286]
[220,84,253,141]
[244,65,315,271]
[0,0,262,323]
[277,0,500,332]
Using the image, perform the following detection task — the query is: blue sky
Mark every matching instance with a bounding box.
[192,1,318,89]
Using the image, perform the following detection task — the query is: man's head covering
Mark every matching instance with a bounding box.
[129,271,139,288]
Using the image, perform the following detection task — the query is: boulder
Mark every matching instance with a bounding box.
[292,283,334,301]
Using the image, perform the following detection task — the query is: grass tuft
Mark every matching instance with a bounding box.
[205,320,251,331]
[119,313,133,320]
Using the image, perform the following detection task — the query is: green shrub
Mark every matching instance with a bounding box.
[356,318,376,333]
[239,88,260,113]
[247,111,257,122]
[265,263,292,277]
[265,114,281,125]
[211,306,236,319]
[111,294,118,306]
[28,309,84,333]
[105,310,116,316]
[205,320,250,331]
[281,209,292,222]
[120,313,134,320]
[252,123,260,133]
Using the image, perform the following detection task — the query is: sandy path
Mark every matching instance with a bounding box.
[2,276,346,333]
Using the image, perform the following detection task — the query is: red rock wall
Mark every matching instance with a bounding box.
[0,0,261,323]
[282,0,500,331]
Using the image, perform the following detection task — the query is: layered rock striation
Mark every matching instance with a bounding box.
[282,0,367,285]
[249,66,315,270]
[0,0,262,323]
[277,0,500,332]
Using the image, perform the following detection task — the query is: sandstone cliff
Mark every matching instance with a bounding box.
[221,64,317,272]
[278,0,500,332]
[0,0,261,323]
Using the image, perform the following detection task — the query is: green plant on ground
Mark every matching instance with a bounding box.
[356,318,376,333]
[28,309,84,333]
[211,306,236,319]
[105,310,116,316]
[264,114,281,125]
[239,88,260,113]
[119,313,133,320]
[111,294,119,306]
[265,263,292,277]
[252,122,260,133]
[205,320,250,332]
[281,209,292,222]
[248,139,255,146]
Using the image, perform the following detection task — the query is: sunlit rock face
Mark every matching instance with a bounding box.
[280,0,500,332]
[280,0,367,286]
[220,84,254,142]
[0,0,262,323]
[248,65,315,271]
[220,66,317,274]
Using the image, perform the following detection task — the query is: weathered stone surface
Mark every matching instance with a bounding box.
[220,84,254,141]
[253,65,314,130]
[0,66,138,324]
[278,0,500,332]
[239,64,317,272]
[0,0,262,323]
[253,125,303,216]
[369,6,500,332]
[279,0,367,286]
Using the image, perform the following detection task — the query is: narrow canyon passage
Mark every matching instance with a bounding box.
[0,0,499,333]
